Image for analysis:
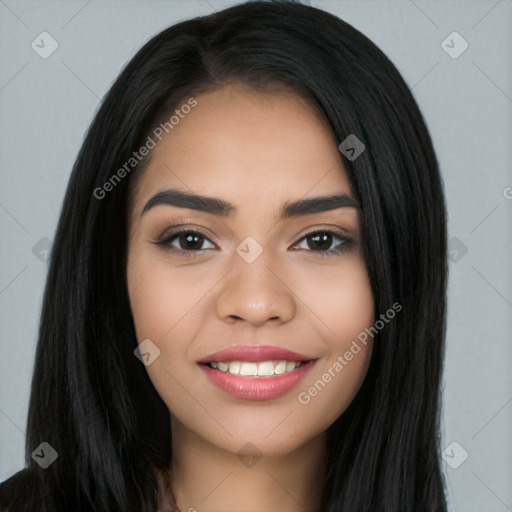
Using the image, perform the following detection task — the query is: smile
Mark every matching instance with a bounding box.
[197,345,317,400]
[207,360,303,376]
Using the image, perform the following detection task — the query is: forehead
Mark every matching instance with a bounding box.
[131,83,353,219]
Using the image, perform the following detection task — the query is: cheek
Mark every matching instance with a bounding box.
[292,254,374,344]
[335,260,375,346]
[127,251,206,343]
[126,250,200,406]
[292,255,374,424]
[127,262,167,342]
[326,256,375,378]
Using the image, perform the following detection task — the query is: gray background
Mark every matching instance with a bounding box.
[0,1,511,510]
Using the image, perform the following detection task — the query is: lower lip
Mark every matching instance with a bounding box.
[199,361,315,400]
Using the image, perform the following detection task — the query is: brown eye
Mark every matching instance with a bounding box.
[154,229,215,254]
[292,230,353,256]
[153,227,353,258]
[173,232,209,251]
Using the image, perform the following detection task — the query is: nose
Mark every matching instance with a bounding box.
[215,248,296,327]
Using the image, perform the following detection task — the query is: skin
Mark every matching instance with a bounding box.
[126,83,375,512]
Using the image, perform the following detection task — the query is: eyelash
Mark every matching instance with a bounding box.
[152,227,354,258]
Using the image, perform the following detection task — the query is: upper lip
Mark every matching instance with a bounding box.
[198,345,315,363]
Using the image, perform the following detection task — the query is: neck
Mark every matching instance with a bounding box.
[166,416,327,512]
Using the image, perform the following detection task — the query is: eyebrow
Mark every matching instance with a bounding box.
[141,188,359,220]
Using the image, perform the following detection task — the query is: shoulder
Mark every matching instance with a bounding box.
[0,469,32,512]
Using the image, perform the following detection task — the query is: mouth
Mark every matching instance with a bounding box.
[197,346,317,400]
[201,359,307,377]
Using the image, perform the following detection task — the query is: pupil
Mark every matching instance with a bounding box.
[183,233,202,250]
[310,232,331,251]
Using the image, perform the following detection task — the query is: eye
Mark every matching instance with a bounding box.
[292,230,353,256]
[153,227,354,257]
[153,228,215,255]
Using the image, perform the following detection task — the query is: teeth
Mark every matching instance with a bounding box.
[286,361,296,372]
[217,361,229,372]
[257,361,274,376]
[209,360,302,376]
[274,361,287,375]
[228,361,240,374]
[240,362,258,376]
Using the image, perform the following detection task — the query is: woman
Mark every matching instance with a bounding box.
[0,1,448,510]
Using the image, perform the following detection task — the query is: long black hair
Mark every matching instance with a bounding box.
[0,1,448,510]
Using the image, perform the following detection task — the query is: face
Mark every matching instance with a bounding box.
[126,83,374,457]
